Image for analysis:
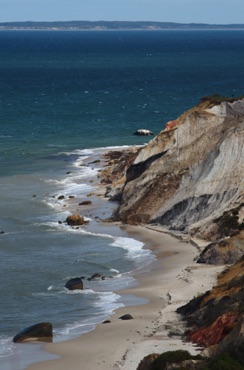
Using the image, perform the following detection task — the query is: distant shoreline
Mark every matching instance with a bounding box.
[0,20,244,31]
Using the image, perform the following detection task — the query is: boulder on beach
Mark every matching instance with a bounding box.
[65,277,84,290]
[66,214,89,226]
[133,129,153,136]
[13,322,53,343]
[103,320,111,324]
[119,314,134,320]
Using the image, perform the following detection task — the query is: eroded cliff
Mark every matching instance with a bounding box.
[111,96,244,242]
[99,96,244,368]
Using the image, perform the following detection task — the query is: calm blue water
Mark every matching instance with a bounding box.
[0,30,244,367]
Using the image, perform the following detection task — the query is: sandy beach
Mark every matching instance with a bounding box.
[27,221,224,370]
[26,149,226,370]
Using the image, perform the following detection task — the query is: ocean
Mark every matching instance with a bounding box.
[0,29,244,369]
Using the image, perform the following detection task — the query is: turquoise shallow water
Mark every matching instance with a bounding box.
[0,30,244,367]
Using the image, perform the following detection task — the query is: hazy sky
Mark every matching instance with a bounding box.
[0,0,243,24]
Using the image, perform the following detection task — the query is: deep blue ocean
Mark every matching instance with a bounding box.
[0,30,244,369]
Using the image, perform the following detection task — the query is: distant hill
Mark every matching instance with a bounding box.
[0,21,244,30]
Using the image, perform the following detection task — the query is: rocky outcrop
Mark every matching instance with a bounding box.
[65,277,83,290]
[189,311,238,347]
[111,97,244,242]
[99,148,139,201]
[177,256,244,349]
[197,234,244,265]
[13,322,53,343]
[66,214,89,226]
[209,316,244,356]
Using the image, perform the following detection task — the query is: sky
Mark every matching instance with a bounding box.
[0,0,243,24]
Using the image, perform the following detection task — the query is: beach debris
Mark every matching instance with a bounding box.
[119,314,134,320]
[66,214,89,226]
[133,129,154,136]
[65,277,84,290]
[79,200,93,206]
[13,322,53,343]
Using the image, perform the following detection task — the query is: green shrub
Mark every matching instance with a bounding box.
[152,350,201,370]
[200,352,244,370]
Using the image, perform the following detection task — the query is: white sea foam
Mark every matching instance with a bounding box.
[0,337,15,358]
[41,223,155,266]
[32,288,96,297]
[63,287,99,296]
[0,135,13,139]
[58,145,139,158]
[55,291,123,340]
[58,148,94,157]
[109,268,120,274]
[93,291,121,308]
[72,230,154,264]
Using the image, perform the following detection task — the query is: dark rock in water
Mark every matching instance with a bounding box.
[58,221,62,224]
[66,171,72,174]
[133,129,153,136]
[65,277,83,290]
[66,214,89,226]
[79,200,93,206]
[68,195,75,199]
[13,322,53,343]
[119,314,134,320]
[58,195,65,200]
[0,231,5,234]
[87,272,102,281]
